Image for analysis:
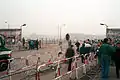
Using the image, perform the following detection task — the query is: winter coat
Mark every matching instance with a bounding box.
[79,44,86,54]
[65,47,75,58]
[99,43,115,57]
[112,46,120,61]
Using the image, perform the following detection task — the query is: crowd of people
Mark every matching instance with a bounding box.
[15,36,120,79]
[64,38,120,79]
[17,37,41,50]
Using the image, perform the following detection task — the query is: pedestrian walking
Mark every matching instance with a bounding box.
[99,38,115,79]
[65,45,75,71]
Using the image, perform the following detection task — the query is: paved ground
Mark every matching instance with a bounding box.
[0,43,70,80]
[95,66,120,80]
[0,42,97,80]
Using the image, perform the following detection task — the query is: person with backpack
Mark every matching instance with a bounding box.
[65,45,75,71]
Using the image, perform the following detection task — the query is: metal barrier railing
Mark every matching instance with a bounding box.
[0,51,99,80]
[53,53,98,80]
[0,55,41,80]
[0,50,57,80]
[36,52,99,80]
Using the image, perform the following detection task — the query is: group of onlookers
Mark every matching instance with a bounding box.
[64,38,120,79]
[95,38,120,79]
[17,38,41,51]
[65,39,93,71]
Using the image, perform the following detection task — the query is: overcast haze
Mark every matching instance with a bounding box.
[0,0,120,36]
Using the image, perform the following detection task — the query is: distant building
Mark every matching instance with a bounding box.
[107,28,120,39]
[0,29,21,44]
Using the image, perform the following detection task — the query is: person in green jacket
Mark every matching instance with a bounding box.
[99,38,115,79]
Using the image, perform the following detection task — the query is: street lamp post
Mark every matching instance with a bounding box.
[5,21,11,45]
[59,24,66,41]
[100,23,108,37]
[58,24,66,52]
[5,21,10,29]
[60,26,62,41]
[58,25,59,42]
[20,24,26,41]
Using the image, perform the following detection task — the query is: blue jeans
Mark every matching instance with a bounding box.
[101,55,110,79]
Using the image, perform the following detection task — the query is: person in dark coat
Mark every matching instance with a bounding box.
[75,41,80,53]
[28,40,31,50]
[113,42,120,78]
[22,37,25,47]
[39,40,41,48]
[79,43,86,63]
[36,39,39,50]
[65,45,75,71]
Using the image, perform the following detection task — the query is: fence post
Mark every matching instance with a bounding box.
[83,55,87,74]
[25,59,29,66]
[55,60,61,79]
[83,64,86,74]
[75,56,78,79]
[36,57,41,80]
[8,59,12,80]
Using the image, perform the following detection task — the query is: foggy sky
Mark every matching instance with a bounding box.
[0,0,120,36]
